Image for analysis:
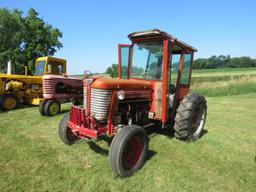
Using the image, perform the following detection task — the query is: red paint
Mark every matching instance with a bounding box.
[122,135,144,169]
[68,106,116,139]
[161,40,169,122]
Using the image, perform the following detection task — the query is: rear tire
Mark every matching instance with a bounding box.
[44,100,61,116]
[174,93,207,141]
[0,94,19,110]
[0,95,3,110]
[39,100,47,116]
[109,125,148,177]
[58,113,80,145]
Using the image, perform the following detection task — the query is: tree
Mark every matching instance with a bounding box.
[0,8,62,74]
[0,8,24,73]
[23,8,62,72]
[106,64,118,78]
[193,58,207,69]
[193,55,256,69]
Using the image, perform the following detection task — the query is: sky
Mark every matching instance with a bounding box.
[1,0,256,74]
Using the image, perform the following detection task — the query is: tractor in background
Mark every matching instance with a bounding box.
[58,29,207,177]
[39,74,83,116]
[0,56,83,116]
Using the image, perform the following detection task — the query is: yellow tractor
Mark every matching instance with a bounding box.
[0,56,66,110]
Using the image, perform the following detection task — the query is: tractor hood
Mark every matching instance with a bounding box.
[88,77,153,90]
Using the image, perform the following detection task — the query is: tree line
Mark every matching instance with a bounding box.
[0,8,62,74]
[193,55,256,69]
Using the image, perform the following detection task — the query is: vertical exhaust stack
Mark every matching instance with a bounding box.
[7,60,12,74]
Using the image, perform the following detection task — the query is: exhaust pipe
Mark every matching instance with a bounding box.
[7,60,12,74]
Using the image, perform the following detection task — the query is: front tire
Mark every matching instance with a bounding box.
[44,100,61,116]
[109,125,148,177]
[174,93,207,141]
[58,113,80,145]
[39,100,47,116]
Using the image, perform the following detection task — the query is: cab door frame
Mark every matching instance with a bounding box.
[169,49,194,120]
[118,44,131,79]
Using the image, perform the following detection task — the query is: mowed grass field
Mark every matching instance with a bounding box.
[1,67,256,192]
[192,67,256,77]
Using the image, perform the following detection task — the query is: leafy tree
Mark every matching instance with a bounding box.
[23,8,62,72]
[0,8,62,74]
[106,64,118,78]
[193,58,207,69]
[0,8,24,73]
[253,59,256,67]
[193,55,256,69]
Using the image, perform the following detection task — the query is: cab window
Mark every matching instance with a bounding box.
[120,46,130,79]
[48,61,64,75]
[34,61,46,75]
[180,54,192,85]
[132,41,163,80]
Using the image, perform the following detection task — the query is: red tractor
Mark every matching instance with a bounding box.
[39,74,83,116]
[58,29,207,177]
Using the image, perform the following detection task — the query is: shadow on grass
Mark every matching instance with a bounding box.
[88,141,109,156]
[86,135,112,156]
[58,109,71,115]
[0,104,38,113]
[146,123,208,140]
[146,149,157,162]
[87,134,157,162]
[201,129,208,138]
[78,124,207,166]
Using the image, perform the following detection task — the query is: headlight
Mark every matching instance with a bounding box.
[117,90,125,100]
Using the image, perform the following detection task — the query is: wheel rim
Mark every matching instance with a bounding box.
[3,97,16,110]
[192,105,206,136]
[49,102,59,115]
[122,135,144,169]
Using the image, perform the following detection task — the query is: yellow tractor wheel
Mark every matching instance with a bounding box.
[44,100,61,116]
[0,94,19,110]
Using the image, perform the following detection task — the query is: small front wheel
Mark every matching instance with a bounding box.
[39,100,47,116]
[44,100,61,116]
[58,113,80,145]
[109,125,148,177]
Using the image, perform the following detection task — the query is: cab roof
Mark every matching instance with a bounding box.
[128,28,197,52]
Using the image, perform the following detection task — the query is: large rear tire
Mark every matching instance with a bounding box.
[109,125,148,177]
[174,93,207,141]
[0,94,19,110]
[0,95,3,110]
[44,99,61,116]
[58,113,80,145]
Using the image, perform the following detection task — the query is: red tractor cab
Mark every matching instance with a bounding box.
[58,29,207,177]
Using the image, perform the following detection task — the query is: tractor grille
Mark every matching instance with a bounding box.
[43,79,54,94]
[83,87,111,122]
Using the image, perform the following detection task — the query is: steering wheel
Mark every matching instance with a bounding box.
[83,70,92,78]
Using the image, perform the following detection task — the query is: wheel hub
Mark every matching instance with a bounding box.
[192,105,206,136]
[49,102,59,115]
[122,135,144,169]
[4,97,16,110]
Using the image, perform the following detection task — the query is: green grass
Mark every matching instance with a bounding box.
[191,75,256,97]
[192,67,256,77]
[1,93,256,192]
